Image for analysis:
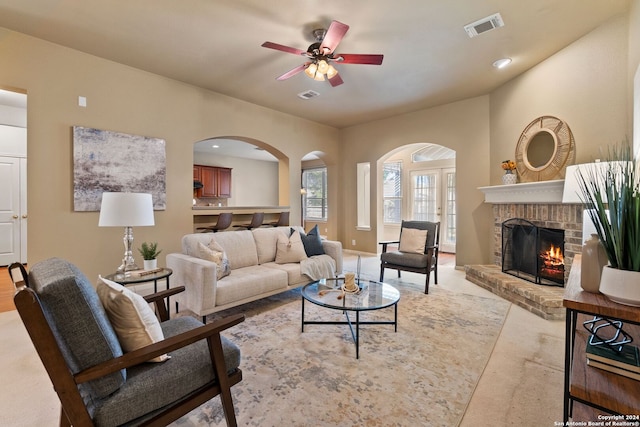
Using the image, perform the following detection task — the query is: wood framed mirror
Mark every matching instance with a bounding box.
[515,115,575,182]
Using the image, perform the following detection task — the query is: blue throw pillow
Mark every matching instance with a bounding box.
[299,224,325,256]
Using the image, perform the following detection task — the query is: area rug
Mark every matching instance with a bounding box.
[172,282,511,427]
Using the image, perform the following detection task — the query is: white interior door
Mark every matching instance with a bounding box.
[0,156,22,265]
[410,168,456,253]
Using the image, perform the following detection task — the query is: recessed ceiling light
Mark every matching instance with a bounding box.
[212,144,219,148]
[492,58,512,69]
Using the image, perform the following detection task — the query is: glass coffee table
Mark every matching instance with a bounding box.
[301,277,400,359]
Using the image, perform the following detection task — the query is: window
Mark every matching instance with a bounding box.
[357,162,371,229]
[302,167,327,221]
[383,161,402,223]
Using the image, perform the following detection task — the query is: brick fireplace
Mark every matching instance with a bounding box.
[465,180,583,320]
[493,203,583,284]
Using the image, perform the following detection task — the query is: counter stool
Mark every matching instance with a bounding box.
[197,212,233,232]
[267,211,290,227]
[233,212,264,230]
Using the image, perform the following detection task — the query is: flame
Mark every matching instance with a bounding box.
[546,245,564,264]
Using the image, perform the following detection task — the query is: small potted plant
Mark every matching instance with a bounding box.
[138,242,162,270]
[576,141,640,306]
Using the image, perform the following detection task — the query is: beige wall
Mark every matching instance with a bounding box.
[487,14,630,261]
[0,28,339,280]
[490,14,629,184]
[341,96,491,266]
[629,0,640,153]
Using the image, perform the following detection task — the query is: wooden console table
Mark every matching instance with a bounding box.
[563,254,640,422]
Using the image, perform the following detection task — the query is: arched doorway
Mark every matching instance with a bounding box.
[377,142,456,253]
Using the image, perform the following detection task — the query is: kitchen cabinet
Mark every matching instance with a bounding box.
[194,165,232,198]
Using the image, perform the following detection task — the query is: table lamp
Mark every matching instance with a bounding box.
[99,192,155,275]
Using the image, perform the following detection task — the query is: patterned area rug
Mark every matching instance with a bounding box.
[172,282,510,427]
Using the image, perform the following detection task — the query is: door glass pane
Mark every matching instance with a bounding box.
[412,173,437,221]
[445,171,456,245]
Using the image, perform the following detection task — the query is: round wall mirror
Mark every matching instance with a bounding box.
[515,116,575,182]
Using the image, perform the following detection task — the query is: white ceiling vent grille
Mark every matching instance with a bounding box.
[297,90,320,100]
[464,13,504,38]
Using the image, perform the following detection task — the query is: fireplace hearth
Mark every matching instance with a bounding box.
[502,218,565,286]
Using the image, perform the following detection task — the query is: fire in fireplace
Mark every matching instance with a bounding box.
[501,218,565,286]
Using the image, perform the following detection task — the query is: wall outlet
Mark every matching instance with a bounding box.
[352,239,356,246]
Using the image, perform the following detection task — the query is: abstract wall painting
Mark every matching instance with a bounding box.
[73,126,166,211]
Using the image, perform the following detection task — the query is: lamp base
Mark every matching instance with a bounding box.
[117,226,140,276]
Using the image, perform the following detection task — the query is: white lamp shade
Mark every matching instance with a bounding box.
[98,192,155,227]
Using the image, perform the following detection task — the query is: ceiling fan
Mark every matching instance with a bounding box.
[261,20,384,87]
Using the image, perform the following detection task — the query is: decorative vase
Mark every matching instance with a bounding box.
[580,234,608,293]
[599,266,640,307]
[143,259,157,271]
[502,170,517,185]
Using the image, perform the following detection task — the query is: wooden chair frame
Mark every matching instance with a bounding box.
[10,262,244,427]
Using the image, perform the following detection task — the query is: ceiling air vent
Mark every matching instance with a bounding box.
[297,90,320,100]
[464,13,504,38]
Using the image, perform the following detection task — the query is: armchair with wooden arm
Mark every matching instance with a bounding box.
[379,220,440,294]
[10,258,244,427]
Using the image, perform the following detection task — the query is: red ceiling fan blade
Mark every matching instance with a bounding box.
[276,63,310,80]
[328,73,344,87]
[336,53,384,65]
[261,41,306,56]
[319,20,349,54]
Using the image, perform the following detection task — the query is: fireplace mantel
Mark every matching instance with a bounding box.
[478,180,565,204]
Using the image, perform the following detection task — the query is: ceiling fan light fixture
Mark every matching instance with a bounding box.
[304,63,318,78]
[317,59,330,74]
[326,64,338,79]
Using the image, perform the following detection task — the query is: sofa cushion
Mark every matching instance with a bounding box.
[275,230,308,264]
[299,224,325,256]
[215,266,288,306]
[252,227,288,264]
[262,262,308,286]
[210,230,259,269]
[28,258,126,401]
[197,241,231,280]
[96,276,169,363]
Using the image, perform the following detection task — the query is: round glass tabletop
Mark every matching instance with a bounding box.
[302,278,400,311]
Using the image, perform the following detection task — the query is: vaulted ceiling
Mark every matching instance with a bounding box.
[0,0,631,129]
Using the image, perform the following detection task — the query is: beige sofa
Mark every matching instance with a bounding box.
[166,226,343,319]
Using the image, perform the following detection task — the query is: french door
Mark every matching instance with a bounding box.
[410,168,456,253]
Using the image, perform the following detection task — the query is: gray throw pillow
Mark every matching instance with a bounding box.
[298,224,325,256]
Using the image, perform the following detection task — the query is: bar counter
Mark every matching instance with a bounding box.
[192,206,290,231]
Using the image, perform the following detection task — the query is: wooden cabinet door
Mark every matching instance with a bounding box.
[199,166,218,197]
[217,167,232,198]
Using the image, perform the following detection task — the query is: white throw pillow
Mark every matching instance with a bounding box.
[399,228,428,254]
[275,230,308,264]
[96,276,169,362]
[197,241,231,280]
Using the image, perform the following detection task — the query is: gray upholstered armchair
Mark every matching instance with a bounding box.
[10,258,244,426]
[379,220,440,294]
